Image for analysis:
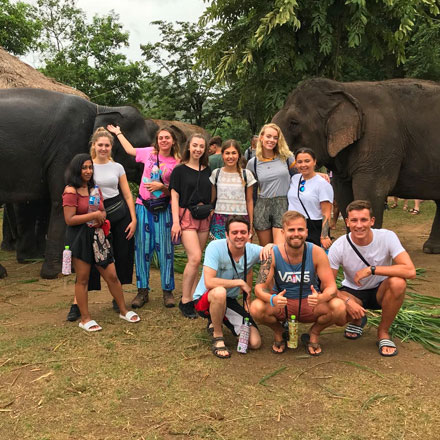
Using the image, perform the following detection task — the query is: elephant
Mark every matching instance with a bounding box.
[0,88,159,278]
[272,77,440,254]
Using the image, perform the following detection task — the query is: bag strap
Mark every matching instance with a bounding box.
[346,234,371,267]
[156,152,164,185]
[227,245,249,319]
[297,177,311,220]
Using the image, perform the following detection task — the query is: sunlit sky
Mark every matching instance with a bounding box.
[22,0,208,66]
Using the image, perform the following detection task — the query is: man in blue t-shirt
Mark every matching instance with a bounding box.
[194,215,271,359]
[251,211,346,356]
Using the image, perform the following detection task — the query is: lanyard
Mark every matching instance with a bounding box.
[227,245,248,308]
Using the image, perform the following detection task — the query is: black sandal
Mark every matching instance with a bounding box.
[211,337,231,359]
[271,340,287,354]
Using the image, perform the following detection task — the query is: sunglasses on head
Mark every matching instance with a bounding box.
[299,179,306,192]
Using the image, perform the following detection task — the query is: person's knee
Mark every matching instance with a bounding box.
[75,276,89,288]
[249,299,267,320]
[388,277,406,297]
[209,287,227,304]
[187,253,202,267]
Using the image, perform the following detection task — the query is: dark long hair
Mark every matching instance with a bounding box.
[180,133,209,167]
[65,153,95,190]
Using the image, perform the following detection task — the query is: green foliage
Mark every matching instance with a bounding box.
[141,20,234,128]
[36,0,147,106]
[199,0,440,120]
[0,0,41,55]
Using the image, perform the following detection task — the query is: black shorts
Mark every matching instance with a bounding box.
[340,283,383,310]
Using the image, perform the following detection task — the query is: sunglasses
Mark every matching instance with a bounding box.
[299,179,306,192]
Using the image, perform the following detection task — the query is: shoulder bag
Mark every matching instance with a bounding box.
[188,164,214,219]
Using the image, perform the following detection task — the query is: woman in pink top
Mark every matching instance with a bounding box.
[107,124,181,309]
[63,154,140,332]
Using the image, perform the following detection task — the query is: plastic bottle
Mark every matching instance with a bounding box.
[237,317,250,354]
[287,314,298,349]
[62,245,72,275]
[87,185,100,226]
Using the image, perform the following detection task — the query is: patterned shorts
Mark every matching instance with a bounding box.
[210,213,250,239]
[253,196,288,230]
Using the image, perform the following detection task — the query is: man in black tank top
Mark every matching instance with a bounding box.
[250,211,346,355]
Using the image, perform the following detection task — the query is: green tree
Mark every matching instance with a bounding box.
[37,0,147,106]
[141,20,233,129]
[0,0,41,55]
[199,0,440,120]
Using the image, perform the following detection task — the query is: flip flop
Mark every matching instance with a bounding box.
[344,315,367,340]
[301,333,322,356]
[376,339,398,357]
[271,340,286,354]
[79,320,102,332]
[119,311,140,323]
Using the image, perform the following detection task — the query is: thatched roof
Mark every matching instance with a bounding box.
[152,119,210,143]
[0,46,88,99]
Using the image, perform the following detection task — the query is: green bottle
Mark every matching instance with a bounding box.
[287,314,298,349]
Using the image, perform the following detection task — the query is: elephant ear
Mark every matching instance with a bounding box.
[326,91,364,157]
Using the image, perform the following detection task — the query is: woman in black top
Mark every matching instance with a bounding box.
[170,133,211,318]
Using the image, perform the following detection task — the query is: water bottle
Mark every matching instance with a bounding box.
[237,317,250,354]
[150,164,163,198]
[287,314,298,349]
[62,245,72,275]
[87,185,100,226]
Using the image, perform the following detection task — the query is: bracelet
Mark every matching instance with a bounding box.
[116,132,122,136]
[270,294,277,307]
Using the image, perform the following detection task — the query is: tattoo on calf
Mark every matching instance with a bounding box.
[256,254,272,285]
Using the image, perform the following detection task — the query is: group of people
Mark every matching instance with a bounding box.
[62,122,416,360]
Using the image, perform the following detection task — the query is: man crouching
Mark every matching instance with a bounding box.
[250,211,346,355]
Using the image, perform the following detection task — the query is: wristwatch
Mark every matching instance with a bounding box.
[370,266,376,275]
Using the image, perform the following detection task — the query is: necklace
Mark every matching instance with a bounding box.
[284,242,303,267]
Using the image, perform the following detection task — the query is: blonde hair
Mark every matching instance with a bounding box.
[90,127,114,161]
[256,123,293,162]
[282,210,306,227]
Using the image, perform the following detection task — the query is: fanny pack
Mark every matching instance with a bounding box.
[141,195,171,213]
[104,195,127,223]
[186,163,213,219]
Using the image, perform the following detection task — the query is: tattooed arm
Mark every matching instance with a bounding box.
[320,201,332,250]
[254,250,276,302]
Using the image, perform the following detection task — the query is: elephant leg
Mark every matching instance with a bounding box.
[351,174,392,228]
[14,202,41,263]
[1,203,17,251]
[35,200,50,257]
[423,200,440,254]
[331,174,353,226]
[40,199,65,279]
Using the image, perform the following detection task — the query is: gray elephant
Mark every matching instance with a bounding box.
[0,88,158,278]
[272,78,440,254]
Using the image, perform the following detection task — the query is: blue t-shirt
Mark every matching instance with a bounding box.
[193,240,262,300]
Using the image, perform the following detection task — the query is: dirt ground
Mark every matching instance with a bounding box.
[0,203,439,439]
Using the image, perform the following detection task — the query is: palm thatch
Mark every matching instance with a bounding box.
[0,46,88,99]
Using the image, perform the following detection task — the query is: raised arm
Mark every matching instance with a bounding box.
[107,124,137,156]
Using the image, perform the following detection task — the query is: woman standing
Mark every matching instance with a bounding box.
[107,124,180,309]
[246,123,296,246]
[170,134,211,319]
[210,140,256,239]
[63,154,140,332]
[287,148,333,249]
[66,127,137,321]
